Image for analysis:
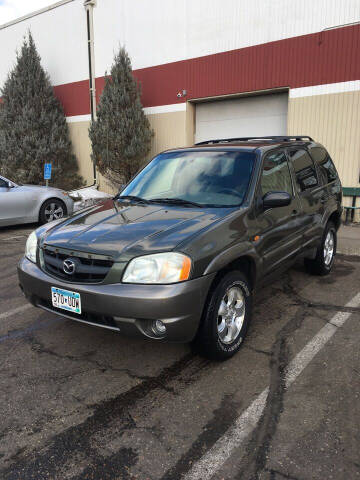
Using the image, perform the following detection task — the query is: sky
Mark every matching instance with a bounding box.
[0,0,56,25]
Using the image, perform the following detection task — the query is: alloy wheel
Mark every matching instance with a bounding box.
[44,202,64,222]
[217,286,245,344]
[323,230,334,266]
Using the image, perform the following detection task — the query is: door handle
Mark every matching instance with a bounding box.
[291,209,298,216]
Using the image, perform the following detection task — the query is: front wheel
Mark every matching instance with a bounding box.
[39,199,67,224]
[304,221,336,276]
[194,271,252,360]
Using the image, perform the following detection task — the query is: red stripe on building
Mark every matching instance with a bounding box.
[54,79,90,117]
[56,24,360,117]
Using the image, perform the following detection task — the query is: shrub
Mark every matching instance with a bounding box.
[0,32,84,190]
[89,46,153,186]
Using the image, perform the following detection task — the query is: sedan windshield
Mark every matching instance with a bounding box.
[120,150,255,207]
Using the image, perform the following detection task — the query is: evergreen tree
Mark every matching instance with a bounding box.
[89,46,153,185]
[0,32,84,190]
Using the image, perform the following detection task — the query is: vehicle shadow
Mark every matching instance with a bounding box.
[0,223,39,234]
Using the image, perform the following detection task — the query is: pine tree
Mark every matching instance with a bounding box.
[89,46,153,185]
[0,32,84,190]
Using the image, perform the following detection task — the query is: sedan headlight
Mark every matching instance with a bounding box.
[123,252,192,284]
[25,231,38,263]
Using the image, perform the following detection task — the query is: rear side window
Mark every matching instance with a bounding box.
[260,151,293,196]
[289,149,318,192]
[310,147,338,184]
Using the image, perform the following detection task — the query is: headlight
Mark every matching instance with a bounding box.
[123,252,192,284]
[25,231,38,263]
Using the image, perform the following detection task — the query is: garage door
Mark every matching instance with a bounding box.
[195,93,288,143]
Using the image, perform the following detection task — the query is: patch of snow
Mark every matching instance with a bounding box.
[69,185,112,212]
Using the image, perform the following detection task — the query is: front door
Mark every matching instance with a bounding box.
[254,149,303,276]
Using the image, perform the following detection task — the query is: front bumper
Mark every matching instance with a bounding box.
[18,257,215,342]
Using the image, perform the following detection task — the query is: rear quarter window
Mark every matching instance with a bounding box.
[310,147,338,185]
[288,149,318,192]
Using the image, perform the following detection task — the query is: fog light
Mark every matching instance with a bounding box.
[153,319,166,335]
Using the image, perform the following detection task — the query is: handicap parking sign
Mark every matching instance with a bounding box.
[44,163,52,180]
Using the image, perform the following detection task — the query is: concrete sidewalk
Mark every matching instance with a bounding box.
[337,223,360,256]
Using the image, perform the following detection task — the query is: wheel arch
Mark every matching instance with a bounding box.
[327,209,341,231]
[212,255,256,291]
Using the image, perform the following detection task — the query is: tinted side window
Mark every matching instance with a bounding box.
[310,147,338,184]
[0,178,8,188]
[260,151,293,196]
[289,149,318,192]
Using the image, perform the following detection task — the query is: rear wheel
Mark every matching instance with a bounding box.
[39,199,67,224]
[304,221,336,276]
[194,271,252,360]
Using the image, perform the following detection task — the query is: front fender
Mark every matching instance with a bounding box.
[203,241,262,282]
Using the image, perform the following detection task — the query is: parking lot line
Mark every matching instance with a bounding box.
[184,292,360,480]
[0,235,27,241]
[0,304,32,320]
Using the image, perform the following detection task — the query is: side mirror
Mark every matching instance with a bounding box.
[263,191,291,210]
[6,181,14,189]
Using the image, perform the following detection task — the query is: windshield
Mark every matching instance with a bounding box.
[120,150,255,207]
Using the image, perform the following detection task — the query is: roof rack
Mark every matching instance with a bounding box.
[195,135,314,145]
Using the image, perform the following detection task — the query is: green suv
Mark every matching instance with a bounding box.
[18,136,342,360]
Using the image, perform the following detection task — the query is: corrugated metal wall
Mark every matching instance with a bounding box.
[288,91,360,189]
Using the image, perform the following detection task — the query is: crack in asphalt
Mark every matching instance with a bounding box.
[29,337,177,388]
[160,394,242,480]
[1,252,358,479]
[244,345,272,357]
[235,308,306,480]
[232,265,358,480]
[266,467,305,480]
[157,263,358,480]
[0,316,61,344]
[281,268,360,315]
[0,352,211,480]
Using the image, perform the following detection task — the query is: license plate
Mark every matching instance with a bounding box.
[51,287,81,314]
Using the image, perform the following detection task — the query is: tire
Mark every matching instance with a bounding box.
[39,198,67,225]
[194,271,253,361]
[304,221,336,276]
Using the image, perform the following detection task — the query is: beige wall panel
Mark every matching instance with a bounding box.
[147,110,188,159]
[288,91,360,188]
[67,121,94,186]
[97,110,189,194]
[185,102,196,146]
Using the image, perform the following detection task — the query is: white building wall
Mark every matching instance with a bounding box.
[0,0,88,87]
[0,0,360,88]
[93,0,360,75]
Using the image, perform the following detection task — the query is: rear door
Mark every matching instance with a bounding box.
[287,148,326,250]
[254,149,303,275]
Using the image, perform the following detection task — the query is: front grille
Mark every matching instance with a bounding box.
[42,246,113,283]
[38,298,118,329]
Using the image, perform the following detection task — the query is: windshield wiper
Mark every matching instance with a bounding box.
[149,197,203,208]
[113,194,149,204]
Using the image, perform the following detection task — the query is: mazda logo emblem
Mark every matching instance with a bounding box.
[63,259,76,275]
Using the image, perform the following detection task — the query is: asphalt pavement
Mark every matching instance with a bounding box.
[0,223,359,480]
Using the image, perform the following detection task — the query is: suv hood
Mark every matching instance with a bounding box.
[41,199,226,260]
